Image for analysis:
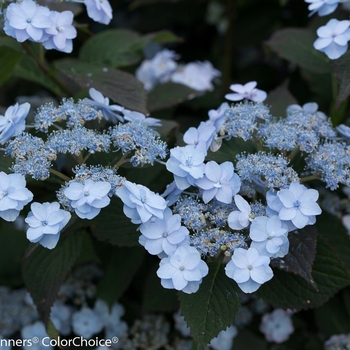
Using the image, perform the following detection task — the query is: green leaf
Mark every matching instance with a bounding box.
[256,235,350,310]
[145,30,183,44]
[0,221,29,287]
[178,261,241,350]
[13,55,62,95]
[147,82,199,112]
[206,137,257,164]
[0,46,23,87]
[0,35,23,52]
[271,226,318,288]
[265,79,297,118]
[74,232,100,265]
[90,198,140,246]
[314,291,350,337]
[97,246,145,307]
[80,29,181,68]
[55,59,147,114]
[332,50,350,108]
[265,28,330,74]
[80,29,145,68]
[46,320,59,341]
[22,232,82,325]
[316,212,350,274]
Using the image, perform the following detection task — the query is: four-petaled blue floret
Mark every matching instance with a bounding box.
[64,179,111,219]
[25,202,71,249]
[157,245,209,294]
[0,172,33,222]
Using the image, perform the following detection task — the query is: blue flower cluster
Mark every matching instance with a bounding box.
[0,90,168,250]
[2,83,350,296]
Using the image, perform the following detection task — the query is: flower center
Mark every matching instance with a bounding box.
[293,200,301,209]
[214,181,222,188]
[42,220,48,226]
[185,157,193,166]
[162,232,168,237]
[247,264,253,270]
[84,190,89,196]
[179,266,185,271]
[0,190,7,199]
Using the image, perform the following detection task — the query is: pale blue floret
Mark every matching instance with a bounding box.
[25,202,71,249]
[93,299,128,341]
[225,82,267,102]
[250,215,289,258]
[210,325,238,350]
[63,179,111,219]
[43,10,77,53]
[0,172,33,222]
[195,161,241,204]
[337,124,350,138]
[50,300,72,335]
[4,0,52,43]
[305,0,340,17]
[166,145,206,190]
[225,247,273,293]
[183,122,216,153]
[0,102,30,144]
[207,102,230,133]
[71,164,123,196]
[276,182,322,229]
[21,321,53,350]
[71,307,103,339]
[115,180,167,224]
[84,0,113,25]
[259,309,294,343]
[87,88,124,123]
[110,119,167,166]
[161,181,183,206]
[228,194,253,230]
[138,208,189,256]
[156,245,209,294]
[314,19,350,60]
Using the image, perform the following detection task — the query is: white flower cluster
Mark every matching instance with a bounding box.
[305,0,350,59]
[3,0,113,53]
[136,49,221,91]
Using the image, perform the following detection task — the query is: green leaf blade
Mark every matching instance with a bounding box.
[22,232,83,325]
[266,28,330,74]
[55,59,147,113]
[257,235,350,310]
[178,261,240,350]
[90,198,140,247]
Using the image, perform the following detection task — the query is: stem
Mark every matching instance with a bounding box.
[300,174,321,183]
[82,152,92,164]
[287,147,299,161]
[221,0,235,95]
[21,42,72,97]
[113,152,130,169]
[49,168,71,182]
